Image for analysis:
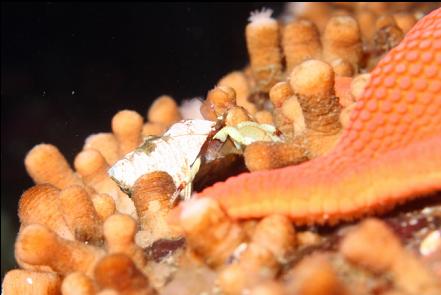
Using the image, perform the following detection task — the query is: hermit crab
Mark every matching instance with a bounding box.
[109,119,283,202]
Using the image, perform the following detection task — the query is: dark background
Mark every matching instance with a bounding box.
[1,2,285,279]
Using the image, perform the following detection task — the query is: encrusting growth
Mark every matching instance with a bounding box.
[244,141,308,172]
[349,73,371,102]
[340,219,441,295]
[289,59,340,133]
[178,198,246,268]
[269,81,292,109]
[25,144,84,189]
[284,254,349,295]
[142,122,167,137]
[94,254,155,295]
[281,96,306,135]
[201,86,237,120]
[142,94,183,137]
[322,16,363,73]
[103,214,146,269]
[339,103,356,129]
[111,110,144,155]
[208,86,237,116]
[268,81,301,139]
[218,71,256,115]
[61,272,97,295]
[74,148,136,218]
[289,59,342,157]
[292,2,435,46]
[90,193,116,221]
[287,2,333,32]
[74,149,120,200]
[338,73,371,127]
[2,269,61,295]
[18,184,74,241]
[393,12,417,34]
[355,9,377,43]
[132,172,180,245]
[83,133,120,166]
[374,15,404,52]
[331,58,354,77]
[246,9,282,92]
[282,19,322,73]
[217,243,279,295]
[248,281,285,295]
[218,214,297,294]
[58,185,103,245]
[367,15,405,70]
[250,214,297,264]
[147,95,182,128]
[15,224,104,276]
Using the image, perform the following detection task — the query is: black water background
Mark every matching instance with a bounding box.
[1,2,284,279]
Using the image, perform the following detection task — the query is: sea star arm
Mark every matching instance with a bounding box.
[198,8,441,224]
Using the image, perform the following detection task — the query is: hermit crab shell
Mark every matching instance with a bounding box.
[108,119,215,194]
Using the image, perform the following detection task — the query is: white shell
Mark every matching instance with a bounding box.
[108,119,215,193]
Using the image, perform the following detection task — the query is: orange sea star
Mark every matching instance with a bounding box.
[198,8,441,224]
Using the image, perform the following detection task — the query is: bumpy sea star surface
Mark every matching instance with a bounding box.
[199,8,441,224]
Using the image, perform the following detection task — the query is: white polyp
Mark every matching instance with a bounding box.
[248,8,276,26]
[180,98,204,120]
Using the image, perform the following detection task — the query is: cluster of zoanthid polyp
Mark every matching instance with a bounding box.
[205,2,436,173]
[175,198,441,295]
[3,100,190,294]
[283,3,437,53]
[3,2,441,295]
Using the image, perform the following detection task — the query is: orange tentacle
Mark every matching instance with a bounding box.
[198,8,441,224]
